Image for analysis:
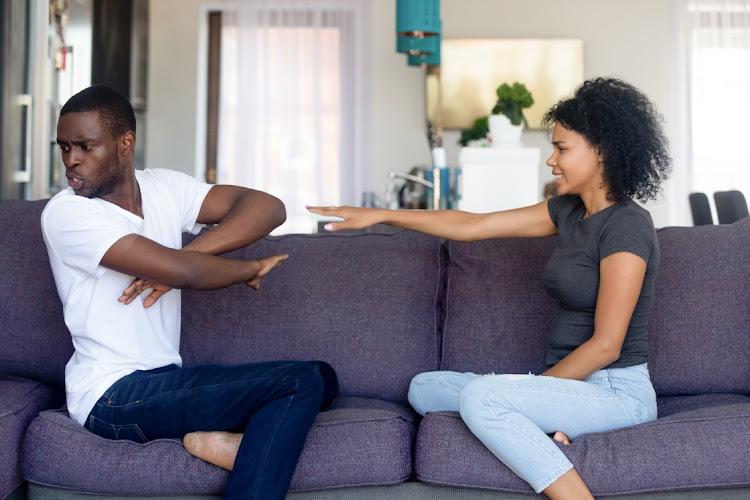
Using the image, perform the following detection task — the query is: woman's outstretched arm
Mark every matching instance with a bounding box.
[306,200,557,242]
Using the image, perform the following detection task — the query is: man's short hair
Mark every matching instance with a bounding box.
[60,85,136,138]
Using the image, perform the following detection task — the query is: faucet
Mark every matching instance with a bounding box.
[388,171,434,188]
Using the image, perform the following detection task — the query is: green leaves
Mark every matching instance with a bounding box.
[458,115,489,146]
[458,82,535,144]
[493,82,534,126]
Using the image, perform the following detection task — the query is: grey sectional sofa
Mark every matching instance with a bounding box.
[1,198,749,499]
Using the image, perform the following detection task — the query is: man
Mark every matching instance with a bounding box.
[41,85,338,499]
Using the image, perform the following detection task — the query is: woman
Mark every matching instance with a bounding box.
[308,77,671,499]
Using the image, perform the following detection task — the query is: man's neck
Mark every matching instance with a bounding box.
[100,169,143,218]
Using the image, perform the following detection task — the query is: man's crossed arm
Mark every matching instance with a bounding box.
[104,186,288,307]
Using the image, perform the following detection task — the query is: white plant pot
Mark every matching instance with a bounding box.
[488,114,523,147]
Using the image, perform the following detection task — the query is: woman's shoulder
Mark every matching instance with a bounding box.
[547,194,583,224]
[607,200,655,230]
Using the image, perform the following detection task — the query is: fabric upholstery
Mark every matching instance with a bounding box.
[0,379,64,498]
[415,404,750,495]
[22,397,415,495]
[648,219,750,396]
[0,200,72,387]
[657,394,750,418]
[180,229,445,406]
[441,237,558,375]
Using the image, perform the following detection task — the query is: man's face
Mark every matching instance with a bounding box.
[56,111,125,199]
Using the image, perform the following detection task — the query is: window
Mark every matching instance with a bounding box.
[205,1,368,234]
[677,0,750,222]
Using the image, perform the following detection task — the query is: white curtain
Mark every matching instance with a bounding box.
[672,0,750,223]
[217,0,369,234]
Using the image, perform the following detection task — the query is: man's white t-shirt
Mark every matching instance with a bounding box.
[41,168,213,426]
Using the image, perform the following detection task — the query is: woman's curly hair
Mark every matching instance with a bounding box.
[541,77,671,202]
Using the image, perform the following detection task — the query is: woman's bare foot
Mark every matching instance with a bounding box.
[553,431,571,446]
[183,431,243,471]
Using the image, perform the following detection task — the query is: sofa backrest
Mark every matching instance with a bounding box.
[648,219,750,396]
[180,229,445,406]
[440,237,558,376]
[441,219,750,397]
[0,199,72,387]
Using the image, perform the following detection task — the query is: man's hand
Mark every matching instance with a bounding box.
[245,254,289,290]
[119,278,173,308]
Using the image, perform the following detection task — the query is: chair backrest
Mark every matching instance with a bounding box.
[688,192,713,226]
[714,190,749,224]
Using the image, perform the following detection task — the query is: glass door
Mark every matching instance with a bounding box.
[0,0,32,199]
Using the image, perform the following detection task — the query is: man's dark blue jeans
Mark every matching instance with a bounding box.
[86,360,339,499]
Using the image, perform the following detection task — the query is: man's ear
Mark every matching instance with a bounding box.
[119,131,136,157]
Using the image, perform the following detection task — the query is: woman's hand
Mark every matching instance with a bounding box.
[306,205,383,232]
[245,254,289,290]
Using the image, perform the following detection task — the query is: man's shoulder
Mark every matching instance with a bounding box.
[42,190,99,224]
[137,168,195,185]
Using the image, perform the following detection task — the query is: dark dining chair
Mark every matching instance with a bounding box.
[688,192,714,226]
[713,190,749,224]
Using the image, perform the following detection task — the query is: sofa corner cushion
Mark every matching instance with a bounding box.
[22,398,415,495]
[0,378,64,498]
[180,230,446,406]
[0,199,73,387]
[649,220,750,396]
[415,404,750,495]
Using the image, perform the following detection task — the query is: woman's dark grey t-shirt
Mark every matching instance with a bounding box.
[542,194,659,370]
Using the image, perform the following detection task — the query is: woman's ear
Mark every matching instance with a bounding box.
[595,147,604,164]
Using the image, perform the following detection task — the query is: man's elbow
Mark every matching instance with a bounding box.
[269,196,287,229]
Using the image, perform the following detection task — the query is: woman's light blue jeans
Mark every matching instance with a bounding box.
[408,363,657,493]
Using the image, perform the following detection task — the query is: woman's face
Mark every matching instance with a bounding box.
[546,123,605,197]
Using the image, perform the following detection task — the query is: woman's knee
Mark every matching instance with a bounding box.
[408,371,464,415]
[407,372,435,415]
[458,376,515,423]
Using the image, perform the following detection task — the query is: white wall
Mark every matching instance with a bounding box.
[147,0,219,175]
[147,0,677,226]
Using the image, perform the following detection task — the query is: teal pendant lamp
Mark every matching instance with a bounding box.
[408,28,441,66]
[396,0,444,180]
[396,0,441,64]
[396,0,440,38]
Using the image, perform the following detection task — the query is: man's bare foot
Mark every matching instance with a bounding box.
[183,431,243,471]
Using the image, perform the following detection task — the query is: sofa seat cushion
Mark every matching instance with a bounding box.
[0,378,64,498]
[415,404,750,495]
[21,397,415,495]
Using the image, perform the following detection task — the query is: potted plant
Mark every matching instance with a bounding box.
[488,82,534,146]
[458,116,489,147]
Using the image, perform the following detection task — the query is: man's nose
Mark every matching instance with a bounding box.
[63,150,81,169]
